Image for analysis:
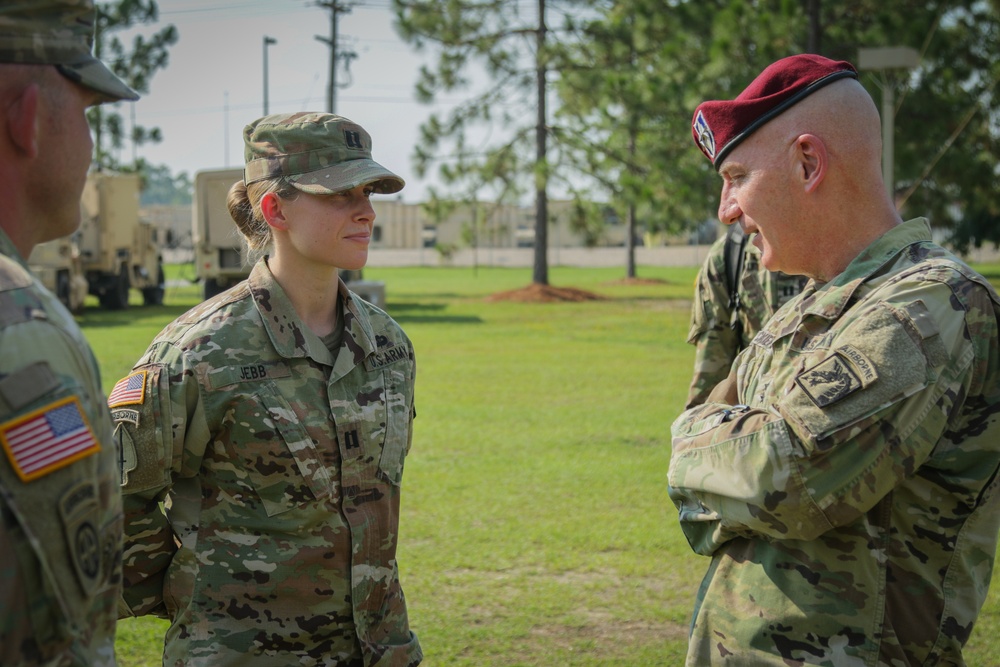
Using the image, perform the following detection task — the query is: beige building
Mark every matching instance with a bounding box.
[369,198,631,251]
[142,197,634,258]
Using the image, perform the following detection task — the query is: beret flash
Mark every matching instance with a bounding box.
[692,54,858,170]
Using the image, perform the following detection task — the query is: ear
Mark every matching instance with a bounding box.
[6,83,40,158]
[794,133,827,193]
[259,191,290,231]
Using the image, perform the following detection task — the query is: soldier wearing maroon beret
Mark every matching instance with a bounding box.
[669,54,1000,665]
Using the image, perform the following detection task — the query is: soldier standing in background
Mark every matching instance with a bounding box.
[0,1,139,665]
[669,54,1000,665]
[685,223,806,408]
[110,112,422,666]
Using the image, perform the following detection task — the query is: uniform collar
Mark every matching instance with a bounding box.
[0,228,28,268]
[802,218,932,320]
[247,258,379,368]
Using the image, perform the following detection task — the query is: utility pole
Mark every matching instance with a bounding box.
[263,35,277,115]
[315,1,356,114]
[858,47,920,200]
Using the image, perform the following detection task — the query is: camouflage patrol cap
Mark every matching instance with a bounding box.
[0,0,139,102]
[243,112,404,195]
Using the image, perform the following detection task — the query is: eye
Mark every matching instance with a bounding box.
[363,186,375,198]
[723,170,746,185]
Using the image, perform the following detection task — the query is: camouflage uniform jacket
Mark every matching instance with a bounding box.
[686,231,807,408]
[0,229,121,666]
[113,259,421,667]
[669,219,1000,666]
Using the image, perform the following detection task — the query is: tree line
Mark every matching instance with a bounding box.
[95,0,1000,281]
[392,0,1000,283]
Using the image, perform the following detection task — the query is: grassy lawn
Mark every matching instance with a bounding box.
[79,262,1000,666]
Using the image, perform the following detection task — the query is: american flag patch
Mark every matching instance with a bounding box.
[0,397,100,482]
[108,371,147,408]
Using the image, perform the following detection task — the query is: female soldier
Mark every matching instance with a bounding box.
[109,112,422,667]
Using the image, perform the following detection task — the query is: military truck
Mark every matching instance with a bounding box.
[27,236,89,313]
[192,167,387,307]
[192,168,248,300]
[28,171,165,311]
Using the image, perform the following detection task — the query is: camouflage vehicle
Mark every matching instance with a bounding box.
[29,171,165,310]
[192,167,249,300]
[26,234,89,312]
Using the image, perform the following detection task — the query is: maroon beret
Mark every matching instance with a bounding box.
[692,54,858,170]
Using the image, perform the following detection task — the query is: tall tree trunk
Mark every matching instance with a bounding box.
[806,0,821,54]
[533,0,549,285]
[626,128,636,279]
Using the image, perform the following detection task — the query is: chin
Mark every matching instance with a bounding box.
[339,255,368,271]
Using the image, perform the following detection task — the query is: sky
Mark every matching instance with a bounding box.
[114,0,459,203]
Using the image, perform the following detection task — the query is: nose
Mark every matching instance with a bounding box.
[357,197,375,223]
[717,182,740,226]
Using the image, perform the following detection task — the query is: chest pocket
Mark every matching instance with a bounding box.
[225,384,333,517]
[339,366,411,488]
[376,367,410,486]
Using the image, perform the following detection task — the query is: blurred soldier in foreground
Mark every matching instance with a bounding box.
[111,113,422,666]
[669,53,1000,665]
[0,1,139,665]
[685,224,806,407]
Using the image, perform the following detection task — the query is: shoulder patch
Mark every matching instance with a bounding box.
[795,346,878,408]
[365,344,410,371]
[752,330,775,350]
[58,480,104,595]
[108,370,147,408]
[0,396,100,482]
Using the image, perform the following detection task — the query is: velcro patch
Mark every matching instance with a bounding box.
[58,481,103,595]
[111,407,140,427]
[115,423,138,487]
[752,330,775,350]
[206,362,292,390]
[108,370,147,408]
[795,347,877,408]
[365,344,409,371]
[0,396,101,482]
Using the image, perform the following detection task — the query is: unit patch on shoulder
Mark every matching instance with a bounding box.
[58,480,103,594]
[0,397,101,482]
[108,370,147,408]
[795,349,872,408]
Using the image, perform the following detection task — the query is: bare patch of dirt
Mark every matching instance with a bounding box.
[485,283,604,303]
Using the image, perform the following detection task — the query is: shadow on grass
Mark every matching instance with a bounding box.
[387,301,483,325]
[976,269,1000,282]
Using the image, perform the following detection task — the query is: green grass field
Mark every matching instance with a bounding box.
[80,263,1000,666]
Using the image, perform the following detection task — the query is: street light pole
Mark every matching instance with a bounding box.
[263,35,277,116]
[858,46,920,201]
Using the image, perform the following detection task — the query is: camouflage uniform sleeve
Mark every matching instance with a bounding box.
[668,279,976,556]
[0,253,122,666]
[685,240,738,408]
[111,343,209,618]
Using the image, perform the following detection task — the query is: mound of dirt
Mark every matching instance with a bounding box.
[485,283,604,303]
